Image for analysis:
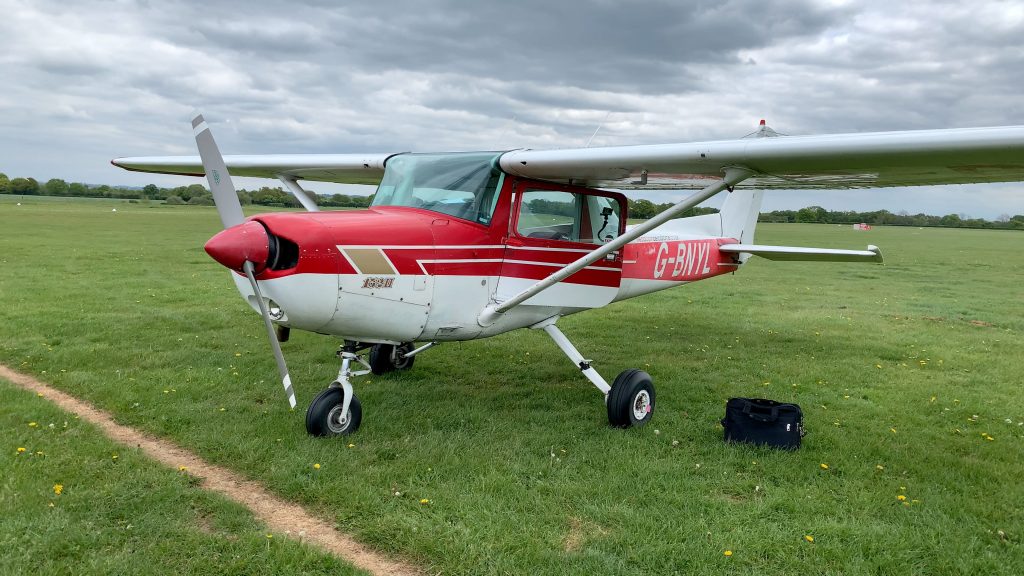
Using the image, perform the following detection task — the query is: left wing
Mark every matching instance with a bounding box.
[111,153,394,186]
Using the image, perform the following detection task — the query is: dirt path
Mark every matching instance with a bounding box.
[0,364,422,576]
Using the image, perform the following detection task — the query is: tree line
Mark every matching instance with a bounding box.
[0,172,373,208]
[3,171,1022,229]
[756,205,1024,230]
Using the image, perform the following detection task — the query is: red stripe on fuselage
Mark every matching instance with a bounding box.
[622,238,738,281]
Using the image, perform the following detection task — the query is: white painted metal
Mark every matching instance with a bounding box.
[401,341,438,358]
[277,175,320,212]
[478,168,753,325]
[331,348,372,423]
[499,125,1024,190]
[539,321,611,395]
[111,152,393,185]
[493,277,618,309]
[719,243,883,262]
[118,125,1024,191]
[231,272,339,332]
[632,389,652,421]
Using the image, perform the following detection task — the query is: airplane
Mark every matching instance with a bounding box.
[112,115,1024,436]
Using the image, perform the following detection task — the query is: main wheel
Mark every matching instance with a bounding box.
[305,387,362,436]
[369,343,415,374]
[607,369,655,428]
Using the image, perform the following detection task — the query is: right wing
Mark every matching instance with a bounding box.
[499,125,1024,190]
[111,153,396,186]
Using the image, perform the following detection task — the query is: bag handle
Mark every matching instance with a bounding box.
[742,402,779,423]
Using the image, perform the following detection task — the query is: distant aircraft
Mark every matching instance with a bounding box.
[113,116,1024,436]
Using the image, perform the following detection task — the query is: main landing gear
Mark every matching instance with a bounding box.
[534,318,655,428]
[305,340,419,436]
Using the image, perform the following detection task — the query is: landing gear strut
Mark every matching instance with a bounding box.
[306,340,421,437]
[534,317,655,428]
[306,341,371,436]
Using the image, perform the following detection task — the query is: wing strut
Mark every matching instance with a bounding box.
[477,167,754,326]
[277,175,320,212]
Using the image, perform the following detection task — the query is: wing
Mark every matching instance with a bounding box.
[112,124,1024,190]
[499,125,1024,190]
[111,153,396,186]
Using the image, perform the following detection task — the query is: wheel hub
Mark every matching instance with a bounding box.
[326,405,350,433]
[632,390,651,421]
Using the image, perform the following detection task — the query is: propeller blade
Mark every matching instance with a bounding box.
[192,112,245,229]
[243,261,297,409]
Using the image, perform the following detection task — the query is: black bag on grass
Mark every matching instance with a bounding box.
[721,398,804,449]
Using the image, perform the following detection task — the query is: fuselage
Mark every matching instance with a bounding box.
[206,153,741,344]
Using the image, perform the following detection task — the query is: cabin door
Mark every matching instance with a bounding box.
[494,182,624,309]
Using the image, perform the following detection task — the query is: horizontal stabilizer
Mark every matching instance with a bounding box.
[719,243,883,263]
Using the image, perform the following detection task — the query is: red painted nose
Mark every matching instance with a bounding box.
[204,221,270,273]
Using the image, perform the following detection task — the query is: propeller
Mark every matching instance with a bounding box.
[192,112,297,409]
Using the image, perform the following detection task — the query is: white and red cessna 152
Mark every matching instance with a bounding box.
[113,115,1024,436]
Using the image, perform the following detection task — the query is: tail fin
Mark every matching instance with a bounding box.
[720,188,763,246]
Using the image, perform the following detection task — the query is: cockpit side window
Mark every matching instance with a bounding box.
[517,189,622,245]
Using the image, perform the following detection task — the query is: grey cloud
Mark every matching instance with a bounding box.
[1,0,1024,218]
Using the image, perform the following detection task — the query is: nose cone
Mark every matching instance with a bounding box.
[204,220,270,273]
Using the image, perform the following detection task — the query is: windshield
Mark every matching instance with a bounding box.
[372,152,504,225]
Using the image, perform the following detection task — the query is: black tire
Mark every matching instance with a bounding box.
[607,369,655,428]
[369,343,415,374]
[305,387,362,436]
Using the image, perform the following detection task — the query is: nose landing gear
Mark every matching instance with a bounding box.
[306,340,421,437]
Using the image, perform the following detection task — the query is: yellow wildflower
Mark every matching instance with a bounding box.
[178,465,188,472]
[890,428,897,433]
[820,463,829,470]
[313,463,321,470]
[28,422,37,428]
[419,498,430,505]
[804,535,814,543]
[112,454,118,461]
[897,494,907,502]
[17,447,26,454]
[53,484,63,495]
[347,443,355,448]
[876,465,884,471]
[723,550,733,557]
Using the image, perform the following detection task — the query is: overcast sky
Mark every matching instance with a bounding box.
[2,0,1023,217]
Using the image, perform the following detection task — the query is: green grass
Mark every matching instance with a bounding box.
[0,381,365,575]
[1,195,1022,574]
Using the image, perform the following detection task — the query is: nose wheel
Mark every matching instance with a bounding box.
[306,387,362,436]
[305,341,422,437]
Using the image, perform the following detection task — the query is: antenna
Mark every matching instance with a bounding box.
[495,114,517,148]
[585,112,612,148]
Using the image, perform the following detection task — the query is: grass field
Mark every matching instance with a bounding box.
[1,194,1022,574]
[0,381,365,575]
